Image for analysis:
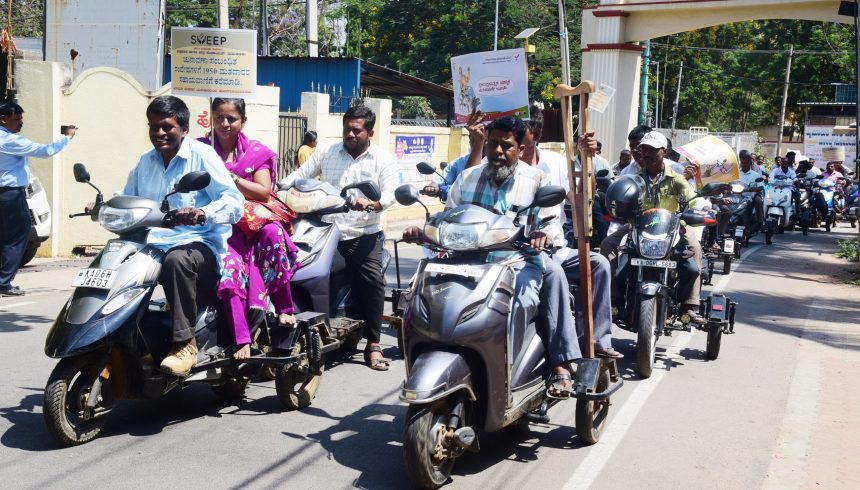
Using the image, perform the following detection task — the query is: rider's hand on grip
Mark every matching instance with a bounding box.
[350,197,377,213]
[421,183,440,197]
[528,230,551,251]
[175,207,206,226]
[402,226,423,243]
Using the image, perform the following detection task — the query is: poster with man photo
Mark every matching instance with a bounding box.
[450,48,529,125]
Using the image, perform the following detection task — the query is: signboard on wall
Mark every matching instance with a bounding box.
[171,27,258,98]
[45,0,165,91]
[450,48,529,126]
[804,125,856,163]
[395,135,436,200]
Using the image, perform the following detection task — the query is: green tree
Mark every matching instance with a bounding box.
[1,0,44,38]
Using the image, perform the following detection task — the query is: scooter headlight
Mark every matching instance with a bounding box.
[439,222,487,251]
[638,233,671,259]
[99,206,151,233]
[101,287,147,316]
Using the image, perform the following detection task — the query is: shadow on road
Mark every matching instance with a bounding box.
[0,311,52,333]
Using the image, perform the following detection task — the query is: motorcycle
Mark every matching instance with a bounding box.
[764,175,796,242]
[393,184,622,489]
[43,165,322,447]
[611,181,740,377]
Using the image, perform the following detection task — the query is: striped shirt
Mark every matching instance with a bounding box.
[448,160,563,266]
[283,142,398,240]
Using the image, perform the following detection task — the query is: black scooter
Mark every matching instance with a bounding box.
[43,165,318,446]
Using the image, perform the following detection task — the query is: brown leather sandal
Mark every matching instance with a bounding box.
[364,345,390,371]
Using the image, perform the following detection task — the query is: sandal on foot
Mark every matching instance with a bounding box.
[278,313,297,328]
[595,347,624,359]
[546,372,573,399]
[364,345,390,371]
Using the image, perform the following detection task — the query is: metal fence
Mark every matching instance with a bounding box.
[278,113,308,180]
[391,118,451,127]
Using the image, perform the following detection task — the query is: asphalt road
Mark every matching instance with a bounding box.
[1,225,858,489]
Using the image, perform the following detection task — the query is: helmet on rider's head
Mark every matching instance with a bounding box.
[605,175,645,220]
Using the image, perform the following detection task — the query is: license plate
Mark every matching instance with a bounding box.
[723,239,735,253]
[424,262,484,278]
[72,268,117,289]
[734,226,745,238]
[630,258,677,269]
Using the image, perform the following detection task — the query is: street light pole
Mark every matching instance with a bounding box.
[216,0,229,29]
[557,0,571,85]
[671,63,683,134]
[494,0,499,50]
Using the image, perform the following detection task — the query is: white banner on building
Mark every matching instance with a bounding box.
[804,125,856,163]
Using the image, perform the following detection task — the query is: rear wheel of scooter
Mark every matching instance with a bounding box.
[403,399,456,489]
[575,363,611,445]
[734,243,742,260]
[636,298,658,379]
[723,256,732,275]
[850,217,857,228]
[276,337,324,410]
[825,218,831,232]
[765,229,773,245]
[706,325,723,360]
[802,221,809,236]
[43,356,111,446]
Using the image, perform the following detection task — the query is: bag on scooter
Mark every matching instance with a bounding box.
[237,191,296,238]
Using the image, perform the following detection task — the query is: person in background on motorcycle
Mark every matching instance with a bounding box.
[403,116,584,397]
[619,125,696,187]
[281,105,398,371]
[0,102,76,297]
[522,109,622,359]
[738,150,765,230]
[611,149,633,175]
[423,110,486,198]
[754,154,765,173]
[822,161,843,182]
[770,156,800,214]
[600,131,706,325]
[198,98,301,361]
[114,96,244,375]
[797,159,821,177]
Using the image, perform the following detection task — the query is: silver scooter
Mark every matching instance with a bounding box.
[43,165,317,447]
[394,184,623,489]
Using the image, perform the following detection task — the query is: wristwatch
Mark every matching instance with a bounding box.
[231,173,240,184]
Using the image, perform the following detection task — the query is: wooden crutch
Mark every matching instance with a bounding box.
[554,81,597,358]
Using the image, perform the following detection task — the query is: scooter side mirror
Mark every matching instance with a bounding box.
[73,163,91,183]
[814,175,824,180]
[416,162,436,175]
[755,177,764,183]
[395,184,421,206]
[527,185,567,210]
[175,171,211,193]
[341,180,382,202]
[596,169,610,178]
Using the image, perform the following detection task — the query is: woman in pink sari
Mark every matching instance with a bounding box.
[200,98,300,360]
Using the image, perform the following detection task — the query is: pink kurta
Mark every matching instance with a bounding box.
[199,133,300,344]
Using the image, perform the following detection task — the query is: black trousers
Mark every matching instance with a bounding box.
[0,187,30,289]
[159,242,218,343]
[338,232,385,343]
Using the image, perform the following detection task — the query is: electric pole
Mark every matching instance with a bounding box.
[306,0,319,57]
[260,0,269,56]
[776,45,794,159]
[639,40,651,125]
[217,0,229,29]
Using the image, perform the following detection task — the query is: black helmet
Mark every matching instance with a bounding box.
[605,175,645,220]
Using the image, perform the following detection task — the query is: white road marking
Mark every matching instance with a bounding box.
[563,242,763,489]
[0,301,36,310]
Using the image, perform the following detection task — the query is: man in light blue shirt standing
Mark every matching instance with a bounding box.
[117,96,243,375]
[0,101,75,296]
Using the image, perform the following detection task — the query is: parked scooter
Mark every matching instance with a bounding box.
[394,184,622,488]
[608,178,740,377]
[834,177,858,228]
[43,165,318,447]
[764,175,796,243]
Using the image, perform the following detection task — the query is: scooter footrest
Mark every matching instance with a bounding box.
[572,358,601,396]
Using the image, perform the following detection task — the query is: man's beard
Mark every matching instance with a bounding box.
[489,162,515,183]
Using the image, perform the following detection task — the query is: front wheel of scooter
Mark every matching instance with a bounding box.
[403,399,456,489]
[43,356,112,446]
[276,337,325,410]
[575,363,611,444]
[765,229,774,245]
